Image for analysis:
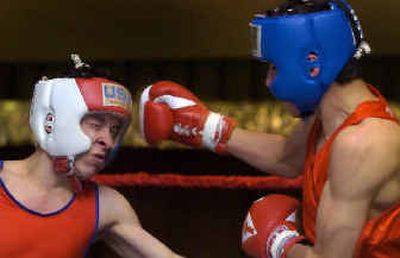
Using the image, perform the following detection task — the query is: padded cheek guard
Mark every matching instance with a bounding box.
[250,2,357,117]
[30,79,91,156]
[29,77,132,173]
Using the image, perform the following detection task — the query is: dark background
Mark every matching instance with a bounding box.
[0,56,399,102]
[0,0,398,61]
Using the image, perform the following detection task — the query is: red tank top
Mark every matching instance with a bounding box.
[302,86,400,257]
[0,161,99,258]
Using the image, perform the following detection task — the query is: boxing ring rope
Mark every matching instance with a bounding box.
[92,173,303,190]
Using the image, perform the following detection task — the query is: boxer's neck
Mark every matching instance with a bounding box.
[317,79,378,140]
[4,150,73,191]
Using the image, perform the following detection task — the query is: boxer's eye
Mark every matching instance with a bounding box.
[89,121,102,130]
[110,125,122,139]
[307,53,318,62]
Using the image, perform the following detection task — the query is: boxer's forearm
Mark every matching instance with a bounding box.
[227,128,302,177]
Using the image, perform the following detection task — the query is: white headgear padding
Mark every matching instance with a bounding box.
[30,77,132,161]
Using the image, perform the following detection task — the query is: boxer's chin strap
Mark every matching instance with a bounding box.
[52,156,84,193]
[52,156,75,176]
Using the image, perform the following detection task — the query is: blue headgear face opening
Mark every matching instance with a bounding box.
[250,1,358,117]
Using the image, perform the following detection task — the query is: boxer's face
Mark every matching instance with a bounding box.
[74,113,124,179]
[265,64,276,90]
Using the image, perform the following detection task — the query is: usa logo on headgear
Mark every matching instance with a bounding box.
[102,83,132,110]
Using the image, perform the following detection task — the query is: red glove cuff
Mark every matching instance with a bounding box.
[265,222,304,258]
[215,116,236,154]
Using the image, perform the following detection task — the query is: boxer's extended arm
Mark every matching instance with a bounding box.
[139,81,311,178]
[287,120,400,258]
[99,186,184,258]
[226,118,313,178]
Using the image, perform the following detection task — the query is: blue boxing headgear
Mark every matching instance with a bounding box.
[250,0,371,117]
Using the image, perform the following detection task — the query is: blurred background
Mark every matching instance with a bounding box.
[0,0,399,257]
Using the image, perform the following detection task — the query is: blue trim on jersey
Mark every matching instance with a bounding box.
[0,160,3,170]
[84,183,100,258]
[0,178,77,217]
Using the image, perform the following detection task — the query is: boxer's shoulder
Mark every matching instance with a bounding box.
[97,184,140,232]
[332,117,400,155]
[328,119,400,197]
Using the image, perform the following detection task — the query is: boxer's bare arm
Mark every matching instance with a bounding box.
[287,120,400,258]
[98,186,184,258]
[226,117,314,177]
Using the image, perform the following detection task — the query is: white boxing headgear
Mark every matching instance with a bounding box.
[30,77,132,174]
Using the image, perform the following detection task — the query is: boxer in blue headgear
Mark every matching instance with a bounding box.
[238,1,400,258]
[250,0,370,117]
[138,2,400,256]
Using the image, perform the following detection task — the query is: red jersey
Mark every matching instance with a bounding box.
[302,86,400,257]
[0,160,99,258]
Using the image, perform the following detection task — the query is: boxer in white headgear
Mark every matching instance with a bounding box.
[30,54,132,177]
[0,55,185,258]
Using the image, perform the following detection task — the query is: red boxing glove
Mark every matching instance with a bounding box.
[242,194,305,258]
[139,81,236,153]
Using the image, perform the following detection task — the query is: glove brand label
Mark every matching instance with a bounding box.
[102,83,132,110]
